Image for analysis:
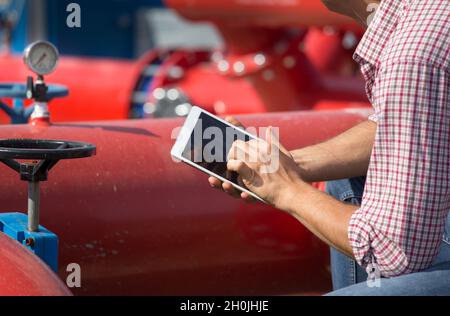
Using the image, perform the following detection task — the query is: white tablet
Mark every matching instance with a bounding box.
[171,106,266,203]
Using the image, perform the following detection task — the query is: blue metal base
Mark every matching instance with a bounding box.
[0,212,58,272]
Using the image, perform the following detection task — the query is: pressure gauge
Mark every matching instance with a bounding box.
[23,41,59,76]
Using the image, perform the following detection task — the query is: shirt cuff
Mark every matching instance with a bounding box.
[348,208,409,277]
[348,209,373,267]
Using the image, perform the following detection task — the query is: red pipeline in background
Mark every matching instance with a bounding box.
[154,0,370,115]
[0,0,370,124]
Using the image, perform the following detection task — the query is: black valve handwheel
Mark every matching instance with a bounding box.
[0,139,95,232]
[0,139,96,160]
[0,139,96,182]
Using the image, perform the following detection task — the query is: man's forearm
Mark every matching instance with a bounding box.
[279,179,358,257]
[291,120,377,182]
[279,120,377,256]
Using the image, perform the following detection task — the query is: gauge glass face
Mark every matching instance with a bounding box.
[25,42,59,75]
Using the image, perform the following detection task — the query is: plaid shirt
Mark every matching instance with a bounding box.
[348,0,450,277]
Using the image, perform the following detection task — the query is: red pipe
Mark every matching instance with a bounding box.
[0,110,367,295]
[0,234,71,296]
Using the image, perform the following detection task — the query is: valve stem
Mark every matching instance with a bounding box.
[27,181,40,232]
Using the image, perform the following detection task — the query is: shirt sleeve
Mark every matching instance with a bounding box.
[367,112,379,123]
[348,61,450,277]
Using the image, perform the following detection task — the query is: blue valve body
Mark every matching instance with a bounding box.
[0,83,68,124]
[0,212,58,272]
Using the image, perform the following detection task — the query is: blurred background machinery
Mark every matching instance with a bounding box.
[0,0,370,124]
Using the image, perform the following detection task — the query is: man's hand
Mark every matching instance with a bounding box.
[225,125,357,256]
[209,116,376,205]
[208,117,258,202]
[227,125,304,209]
[207,116,365,257]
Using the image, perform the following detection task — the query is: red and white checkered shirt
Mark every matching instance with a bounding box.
[348,0,450,277]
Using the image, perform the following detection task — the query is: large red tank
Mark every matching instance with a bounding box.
[0,109,369,295]
[0,233,71,296]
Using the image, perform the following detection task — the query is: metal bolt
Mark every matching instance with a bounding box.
[167,89,180,101]
[143,102,156,115]
[217,60,229,72]
[253,53,266,66]
[175,103,192,117]
[25,238,35,248]
[152,88,166,100]
[233,61,245,74]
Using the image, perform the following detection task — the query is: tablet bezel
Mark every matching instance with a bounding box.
[171,106,266,204]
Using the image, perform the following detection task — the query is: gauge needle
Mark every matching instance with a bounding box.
[35,53,48,67]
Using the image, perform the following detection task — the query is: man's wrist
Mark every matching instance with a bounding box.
[290,150,314,183]
[275,178,311,214]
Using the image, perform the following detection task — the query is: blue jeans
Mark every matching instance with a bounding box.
[325,177,450,296]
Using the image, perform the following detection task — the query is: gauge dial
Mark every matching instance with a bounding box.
[23,41,59,76]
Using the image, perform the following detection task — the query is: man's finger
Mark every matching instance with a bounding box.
[227,159,255,185]
[209,176,240,198]
[229,139,262,164]
[241,192,257,203]
[208,176,222,189]
[266,126,290,157]
[222,181,241,198]
[228,139,248,161]
[225,116,244,128]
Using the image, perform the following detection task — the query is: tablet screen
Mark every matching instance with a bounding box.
[181,112,252,186]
